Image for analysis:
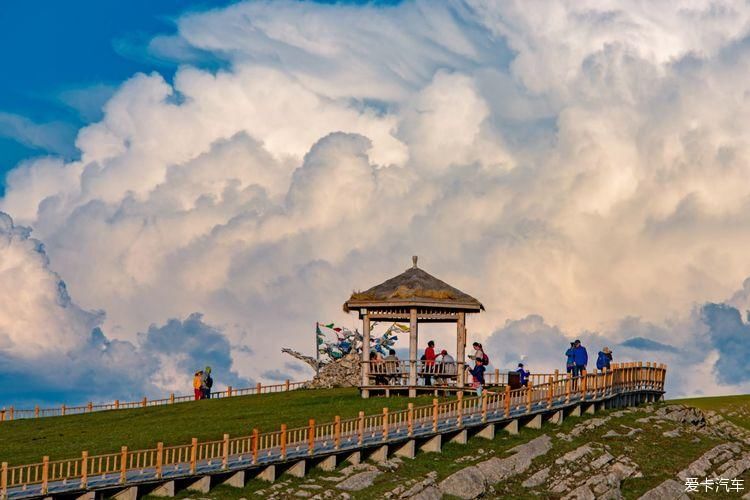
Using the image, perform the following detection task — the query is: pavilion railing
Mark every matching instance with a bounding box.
[0,362,666,499]
[365,360,565,386]
[0,380,309,424]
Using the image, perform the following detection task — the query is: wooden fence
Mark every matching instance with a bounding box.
[0,362,665,499]
[0,380,308,423]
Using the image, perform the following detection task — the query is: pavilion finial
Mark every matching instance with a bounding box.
[412,255,418,268]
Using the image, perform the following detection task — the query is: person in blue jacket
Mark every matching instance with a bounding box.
[572,339,588,377]
[596,347,613,372]
[565,342,576,374]
[516,363,530,387]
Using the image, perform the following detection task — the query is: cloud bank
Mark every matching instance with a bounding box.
[4,0,750,401]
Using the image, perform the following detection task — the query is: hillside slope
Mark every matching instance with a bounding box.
[152,397,750,499]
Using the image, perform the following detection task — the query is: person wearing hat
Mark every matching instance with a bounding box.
[596,347,613,372]
[516,362,530,387]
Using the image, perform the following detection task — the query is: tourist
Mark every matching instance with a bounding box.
[466,357,486,396]
[468,342,489,365]
[384,349,400,385]
[565,342,576,375]
[193,370,204,400]
[370,351,387,385]
[516,363,530,387]
[573,340,588,377]
[596,347,613,372]
[435,349,455,385]
[423,340,437,385]
[201,366,213,399]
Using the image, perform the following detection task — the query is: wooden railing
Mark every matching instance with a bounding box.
[0,380,309,423]
[365,360,565,387]
[0,362,666,499]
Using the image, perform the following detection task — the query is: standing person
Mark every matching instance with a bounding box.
[193,370,203,400]
[423,340,437,385]
[573,340,588,377]
[468,342,488,364]
[202,366,213,399]
[596,347,613,372]
[516,363,530,387]
[466,357,486,396]
[565,342,576,375]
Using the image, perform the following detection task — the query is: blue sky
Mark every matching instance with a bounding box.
[0,0,401,191]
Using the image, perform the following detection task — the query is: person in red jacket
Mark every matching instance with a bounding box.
[423,340,437,385]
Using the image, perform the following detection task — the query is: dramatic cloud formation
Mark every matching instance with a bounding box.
[4,0,750,401]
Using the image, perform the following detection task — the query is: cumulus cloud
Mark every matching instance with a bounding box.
[5,0,750,400]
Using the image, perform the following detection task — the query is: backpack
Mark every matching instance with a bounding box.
[482,352,489,365]
[206,375,213,389]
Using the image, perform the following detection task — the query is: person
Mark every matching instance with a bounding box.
[565,342,576,375]
[423,340,437,385]
[466,357,486,396]
[384,349,400,385]
[468,342,488,365]
[573,339,588,377]
[434,349,455,385]
[202,366,213,399]
[193,370,203,400]
[370,351,387,385]
[516,363,530,387]
[596,347,613,372]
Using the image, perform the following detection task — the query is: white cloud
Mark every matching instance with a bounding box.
[4,1,750,399]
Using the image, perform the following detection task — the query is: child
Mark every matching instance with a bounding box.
[466,357,486,396]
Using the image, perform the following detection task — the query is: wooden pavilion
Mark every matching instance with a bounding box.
[344,256,484,397]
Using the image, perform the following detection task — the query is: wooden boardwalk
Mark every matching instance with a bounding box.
[0,362,665,500]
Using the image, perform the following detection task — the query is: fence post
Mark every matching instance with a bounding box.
[581,373,588,400]
[142,397,147,408]
[457,392,464,428]
[222,434,229,469]
[227,386,233,397]
[252,428,259,464]
[280,424,288,460]
[256,382,262,395]
[8,407,13,421]
[87,402,93,413]
[169,393,175,405]
[190,438,197,474]
[285,379,290,392]
[61,404,66,416]
[358,411,365,445]
[432,398,439,432]
[1,462,6,500]
[0,410,4,422]
[81,451,88,488]
[35,405,40,418]
[382,408,389,441]
[156,442,164,478]
[547,376,554,408]
[494,368,500,385]
[504,385,511,417]
[526,382,533,413]
[115,399,120,410]
[554,369,559,383]
[481,392,488,423]
[334,416,341,450]
[407,403,414,436]
[120,446,128,483]
[308,419,316,455]
[41,456,49,495]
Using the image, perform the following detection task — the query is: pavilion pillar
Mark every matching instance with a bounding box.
[457,312,466,387]
[409,307,418,397]
[362,312,371,395]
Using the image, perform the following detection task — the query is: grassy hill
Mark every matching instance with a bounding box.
[0,389,442,464]
[3,391,750,499]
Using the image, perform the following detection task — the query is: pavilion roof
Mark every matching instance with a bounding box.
[343,257,484,313]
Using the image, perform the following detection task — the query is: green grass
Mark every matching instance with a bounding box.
[0,389,443,465]
[670,394,750,430]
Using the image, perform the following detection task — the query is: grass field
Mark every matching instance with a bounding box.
[0,389,444,465]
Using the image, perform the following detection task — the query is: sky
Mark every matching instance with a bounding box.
[2,0,750,406]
